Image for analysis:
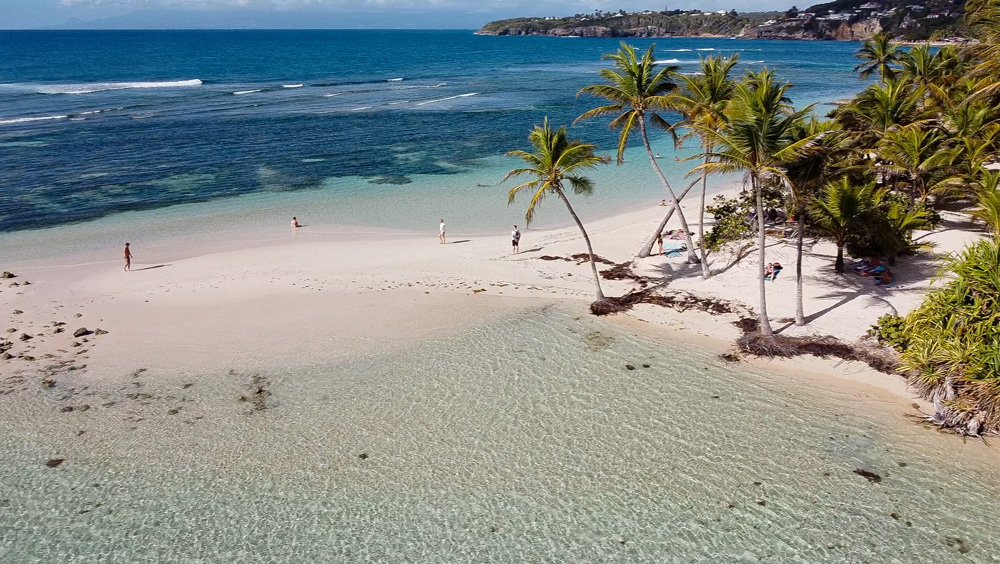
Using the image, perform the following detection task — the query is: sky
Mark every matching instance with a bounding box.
[0,0,795,29]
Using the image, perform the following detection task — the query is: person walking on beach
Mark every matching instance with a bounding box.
[439,218,446,244]
[123,242,132,272]
[512,225,521,254]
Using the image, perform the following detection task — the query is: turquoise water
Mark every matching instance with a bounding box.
[1,31,867,235]
[2,305,997,562]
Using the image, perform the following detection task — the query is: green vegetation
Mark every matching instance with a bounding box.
[499,0,1000,433]
[478,11,776,38]
[848,0,1000,434]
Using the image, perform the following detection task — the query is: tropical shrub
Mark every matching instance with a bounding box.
[867,313,909,351]
[703,194,752,251]
[897,239,1000,434]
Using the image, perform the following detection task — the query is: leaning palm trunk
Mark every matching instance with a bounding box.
[558,189,606,302]
[637,178,699,258]
[754,176,774,336]
[698,147,712,278]
[639,121,700,263]
[795,209,806,326]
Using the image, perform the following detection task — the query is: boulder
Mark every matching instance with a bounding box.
[93,328,108,336]
[73,328,90,338]
[0,272,15,279]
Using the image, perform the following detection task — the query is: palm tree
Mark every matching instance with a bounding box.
[972,171,1000,237]
[503,119,611,303]
[809,179,881,273]
[575,42,700,264]
[877,124,957,203]
[832,80,922,150]
[672,54,740,277]
[899,44,944,91]
[784,119,845,325]
[697,69,816,336]
[965,0,1000,78]
[853,32,902,83]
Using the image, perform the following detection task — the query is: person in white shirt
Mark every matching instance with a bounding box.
[511,225,521,254]
[439,219,446,244]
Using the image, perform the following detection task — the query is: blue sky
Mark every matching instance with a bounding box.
[1,0,794,29]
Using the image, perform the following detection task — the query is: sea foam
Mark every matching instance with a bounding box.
[414,93,479,106]
[36,79,203,95]
[0,115,69,125]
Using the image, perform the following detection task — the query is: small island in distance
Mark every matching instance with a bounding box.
[477,0,968,41]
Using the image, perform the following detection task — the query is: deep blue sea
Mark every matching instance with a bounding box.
[0,30,867,235]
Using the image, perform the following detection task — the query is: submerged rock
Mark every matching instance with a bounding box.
[368,175,412,185]
[853,468,882,483]
[45,458,65,468]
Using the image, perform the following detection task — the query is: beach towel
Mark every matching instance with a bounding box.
[662,241,687,257]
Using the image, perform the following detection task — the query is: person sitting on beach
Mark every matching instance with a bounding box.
[291,216,300,228]
[875,268,894,286]
[659,199,667,206]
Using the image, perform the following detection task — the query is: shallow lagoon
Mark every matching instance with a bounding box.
[1,305,997,562]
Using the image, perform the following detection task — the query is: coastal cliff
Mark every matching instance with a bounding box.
[478,0,965,41]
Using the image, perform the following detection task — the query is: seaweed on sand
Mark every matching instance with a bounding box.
[735,333,900,375]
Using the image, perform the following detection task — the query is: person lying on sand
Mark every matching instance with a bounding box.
[764,262,783,281]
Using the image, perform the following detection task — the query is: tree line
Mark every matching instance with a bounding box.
[503,0,1000,435]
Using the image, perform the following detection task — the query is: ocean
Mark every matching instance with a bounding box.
[1,30,866,245]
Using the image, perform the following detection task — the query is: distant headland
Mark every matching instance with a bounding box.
[477,0,968,42]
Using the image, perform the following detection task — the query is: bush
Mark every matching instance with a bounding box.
[704,193,753,251]
[867,313,909,351]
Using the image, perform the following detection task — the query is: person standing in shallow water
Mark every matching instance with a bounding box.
[123,242,132,272]
[512,225,521,254]
[439,218,446,244]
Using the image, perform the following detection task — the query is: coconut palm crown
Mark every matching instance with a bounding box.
[503,118,611,302]
[575,42,700,264]
[695,69,817,335]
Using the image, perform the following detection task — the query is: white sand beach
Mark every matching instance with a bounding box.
[6,191,1000,563]
[2,188,986,409]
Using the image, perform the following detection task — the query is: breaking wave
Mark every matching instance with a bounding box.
[36,79,203,95]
